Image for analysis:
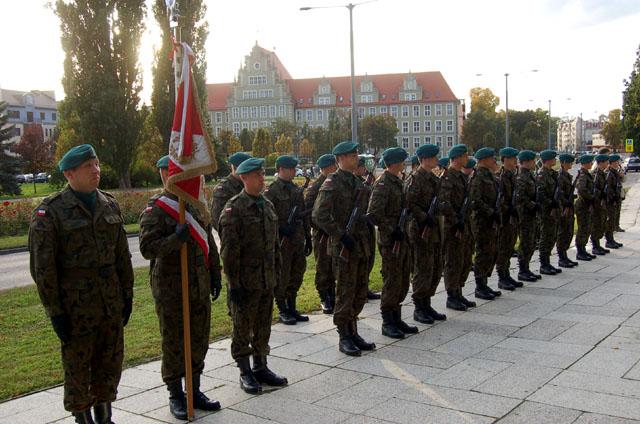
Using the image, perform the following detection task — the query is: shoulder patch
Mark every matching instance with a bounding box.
[36,209,47,217]
[144,206,153,214]
[225,207,233,214]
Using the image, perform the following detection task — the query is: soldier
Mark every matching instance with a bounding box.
[304,154,338,313]
[405,144,447,324]
[439,144,476,311]
[591,154,610,255]
[29,144,134,424]
[313,141,376,356]
[463,157,477,177]
[219,157,288,394]
[139,155,222,420]
[575,154,597,261]
[514,150,541,282]
[410,155,420,173]
[613,158,626,232]
[536,150,563,275]
[495,147,522,290]
[210,152,252,232]
[436,156,449,177]
[264,155,312,325]
[556,154,579,268]
[605,154,624,249]
[368,147,417,339]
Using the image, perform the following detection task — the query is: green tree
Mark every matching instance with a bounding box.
[270,118,298,141]
[601,109,625,151]
[0,101,22,195]
[151,0,209,147]
[462,87,501,150]
[131,107,164,187]
[252,128,272,158]
[274,134,293,155]
[55,0,145,188]
[239,128,254,151]
[227,137,242,155]
[623,44,640,153]
[12,124,55,194]
[309,126,331,157]
[359,115,399,155]
[299,138,315,161]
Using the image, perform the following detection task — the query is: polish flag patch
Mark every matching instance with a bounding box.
[36,209,46,217]
[144,206,153,214]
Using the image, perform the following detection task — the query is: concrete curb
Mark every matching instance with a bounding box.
[0,233,140,256]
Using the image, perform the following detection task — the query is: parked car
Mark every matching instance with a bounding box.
[34,172,49,183]
[23,173,34,183]
[625,157,640,173]
[15,174,26,183]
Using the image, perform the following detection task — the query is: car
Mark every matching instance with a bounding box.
[15,174,26,183]
[23,173,34,183]
[625,157,640,173]
[34,172,49,183]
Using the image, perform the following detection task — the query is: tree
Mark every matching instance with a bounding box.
[12,124,54,193]
[0,101,22,195]
[227,137,242,155]
[252,128,272,158]
[132,107,164,187]
[299,138,315,161]
[359,115,399,155]
[462,87,501,150]
[270,118,298,141]
[239,128,254,151]
[623,44,640,153]
[151,0,209,147]
[274,134,293,155]
[601,109,624,151]
[55,0,145,188]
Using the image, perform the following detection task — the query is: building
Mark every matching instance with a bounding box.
[206,43,462,156]
[0,88,58,143]
[556,115,605,152]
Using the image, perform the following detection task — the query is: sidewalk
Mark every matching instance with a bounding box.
[2,174,640,424]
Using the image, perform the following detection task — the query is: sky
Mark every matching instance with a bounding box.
[2,0,639,120]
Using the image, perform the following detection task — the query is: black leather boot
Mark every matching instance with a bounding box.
[338,323,361,356]
[558,251,575,268]
[498,271,516,291]
[381,310,405,339]
[395,308,418,334]
[474,275,495,300]
[72,410,95,424]
[93,402,113,424]
[252,355,288,387]
[276,300,296,325]
[425,297,446,320]
[167,380,188,420]
[576,246,592,261]
[329,286,336,310]
[192,374,221,411]
[367,289,381,300]
[459,288,477,307]
[592,242,606,255]
[287,296,309,322]
[350,320,376,350]
[518,262,537,282]
[605,234,623,248]
[237,357,262,394]
[539,256,557,275]
[446,289,467,311]
[319,290,333,314]
[413,298,434,324]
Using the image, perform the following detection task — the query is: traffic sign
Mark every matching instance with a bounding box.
[626,139,634,153]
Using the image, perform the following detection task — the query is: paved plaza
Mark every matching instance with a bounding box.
[2,174,640,423]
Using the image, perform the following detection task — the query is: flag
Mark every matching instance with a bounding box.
[167,43,217,222]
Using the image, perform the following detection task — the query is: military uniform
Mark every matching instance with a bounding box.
[495,166,520,287]
[210,174,244,232]
[556,167,577,266]
[29,186,134,414]
[590,167,608,253]
[604,166,623,248]
[514,167,540,279]
[536,166,562,274]
[575,167,595,258]
[360,173,378,299]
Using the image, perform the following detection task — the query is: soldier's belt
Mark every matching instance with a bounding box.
[62,264,115,279]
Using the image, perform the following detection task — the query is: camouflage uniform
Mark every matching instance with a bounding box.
[139,191,221,386]
[219,190,280,360]
[515,168,539,273]
[556,168,576,255]
[536,167,559,265]
[470,166,499,278]
[605,168,622,241]
[495,167,518,278]
[590,168,607,246]
[360,175,377,291]
[575,169,594,250]
[210,174,244,232]
[29,186,134,412]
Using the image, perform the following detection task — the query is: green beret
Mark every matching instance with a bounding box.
[416,144,439,159]
[58,144,97,171]
[411,155,419,166]
[358,155,366,167]
[156,155,170,169]
[438,157,449,168]
[609,154,621,162]
[558,153,575,163]
[474,147,496,160]
[540,150,557,161]
[595,154,609,163]
[316,154,336,169]
[578,154,594,164]
[378,158,386,168]
[236,157,265,175]
[499,147,519,158]
[598,147,610,154]
[381,147,408,166]
[518,150,536,162]
[465,158,477,169]
[448,144,468,159]
[275,155,298,168]
[229,152,252,167]
[332,141,358,156]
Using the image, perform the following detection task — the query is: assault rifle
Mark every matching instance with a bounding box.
[421,196,438,240]
[392,208,410,256]
[339,189,365,262]
[279,205,298,249]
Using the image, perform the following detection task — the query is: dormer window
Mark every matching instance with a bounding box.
[405,77,416,90]
[361,81,373,92]
[319,84,330,95]
[254,62,261,70]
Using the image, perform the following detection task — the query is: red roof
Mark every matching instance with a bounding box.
[207,83,232,110]
[254,45,292,80]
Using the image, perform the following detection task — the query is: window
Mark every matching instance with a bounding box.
[40,112,45,120]
[261,121,269,127]
[318,96,331,105]
[251,121,258,130]
[362,81,373,92]
[404,93,417,101]
[358,107,364,119]
[259,89,273,98]
[242,122,249,130]
[215,127,221,135]
[215,112,222,124]
[248,75,267,85]
[413,121,420,133]
[406,79,416,90]
[424,121,431,132]
[254,62,261,70]
[317,109,324,121]
[296,110,302,122]
[446,103,454,115]
[52,112,57,121]
[7,110,19,119]
[391,106,398,118]
[319,84,330,95]
[436,136,442,147]
[361,94,373,103]
[251,107,258,118]
[402,122,409,133]
[232,122,240,135]
[435,120,442,132]
[243,90,258,99]
[269,105,276,118]
[232,107,240,119]
[413,105,420,117]
[402,106,409,117]
[424,104,431,116]
[279,105,286,117]
[446,136,454,147]
[260,106,267,118]
[413,137,421,148]
[380,106,388,115]
[306,110,313,121]
[369,107,376,116]
[27,112,33,122]
[424,136,432,144]
[446,120,454,132]
[402,137,409,149]
[241,107,249,119]
[435,104,442,116]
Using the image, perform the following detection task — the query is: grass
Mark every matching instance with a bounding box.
[0,255,383,401]
[0,183,58,200]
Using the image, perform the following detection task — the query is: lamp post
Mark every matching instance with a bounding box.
[548,99,552,150]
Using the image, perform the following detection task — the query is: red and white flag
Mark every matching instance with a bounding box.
[167,43,217,221]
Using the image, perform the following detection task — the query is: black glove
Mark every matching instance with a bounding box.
[304,235,313,257]
[391,226,404,242]
[122,297,133,327]
[50,314,71,344]
[228,287,245,306]
[340,232,356,251]
[175,223,190,242]
[210,276,222,302]
[279,225,295,238]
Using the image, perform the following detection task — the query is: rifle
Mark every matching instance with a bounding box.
[339,189,365,262]
[279,205,298,249]
[421,195,438,240]
[392,208,410,256]
[456,196,470,238]
[550,180,561,218]
[495,171,504,227]
[302,175,311,190]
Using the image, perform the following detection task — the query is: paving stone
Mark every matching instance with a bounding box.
[511,319,575,341]
[573,413,640,423]
[393,324,469,351]
[608,295,640,309]
[474,364,560,399]
[569,346,640,377]
[495,336,591,357]
[427,357,511,390]
[0,396,68,424]
[551,370,640,399]
[431,331,505,358]
[558,303,638,318]
[0,391,61,419]
[341,416,395,424]
[119,368,165,390]
[208,356,327,385]
[498,400,582,423]
[315,376,409,415]
[271,368,368,403]
[474,346,580,369]
[270,333,339,359]
[505,302,562,319]
[454,311,536,328]
[185,408,274,423]
[476,298,528,314]
[625,360,640,380]
[429,318,519,337]
[544,310,627,326]
[299,345,361,366]
[550,322,618,346]
[570,291,620,306]
[114,387,171,414]
[233,393,353,424]
[337,355,443,382]
[364,397,494,424]
[369,345,464,369]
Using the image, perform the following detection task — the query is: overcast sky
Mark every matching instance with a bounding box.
[2,0,639,120]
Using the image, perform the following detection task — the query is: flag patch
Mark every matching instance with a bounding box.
[225,207,233,214]
[144,206,153,214]
[36,209,46,217]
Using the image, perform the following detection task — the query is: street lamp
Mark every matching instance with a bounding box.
[301,1,377,144]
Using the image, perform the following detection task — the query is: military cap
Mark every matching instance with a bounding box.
[499,147,519,158]
[416,144,439,159]
[474,147,496,160]
[598,147,610,154]
[275,155,298,168]
[411,155,419,166]
[378,158,386,168]
[358,155,366,167]
[539,150,557,161]
[332,141,358,156]
[316,154,336,169]
[609,154,621,162]
[558,153,575,163]
[381,147,408,166]
[236,157,265,175]
[438,157,450,168]
[229,152,252,167]
[578,154,594,164]
[58,144,98,171]
[595,154,610,163]
[465,158,477,169]
[448,144,468,159]
[156,155,170,169]
[518,150,536,162]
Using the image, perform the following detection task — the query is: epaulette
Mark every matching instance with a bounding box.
[99,189,116,200]
[40,191,63,205]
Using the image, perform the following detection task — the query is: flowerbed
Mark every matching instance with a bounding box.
[0,200,37,237]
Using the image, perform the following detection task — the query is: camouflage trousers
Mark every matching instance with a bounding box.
[379,243,411,313]
[606,202,619,235]
[443,225,473,290]
[312,230,334,293]
[538,208,558,257]
[61,312,123,412]
[575,201,592,248]
[518,214,538,268]
[472,221,498,278]
[411,239,442,301]
[332,254,369,327]
[276,241,306,304]
[590,202,607,243]
[616,200,622,229]
[496,221,517,275]
[230,287,274,360]
[556,207,575,252]
[366,227,376,283]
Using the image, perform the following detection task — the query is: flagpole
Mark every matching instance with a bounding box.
[169,3,195,420]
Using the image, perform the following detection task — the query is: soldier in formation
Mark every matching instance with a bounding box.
[556,154,579,268]
[591,154,611,255]
[210,152,252,232]
[515,150,542,282]
[574,154,597,261]
[605,154,624,249]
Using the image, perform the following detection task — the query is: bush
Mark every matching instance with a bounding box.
[0,200,38,237]
[111,189,162,224]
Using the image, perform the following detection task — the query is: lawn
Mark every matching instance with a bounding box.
[0,255,383,401]
[0,183,58,200]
